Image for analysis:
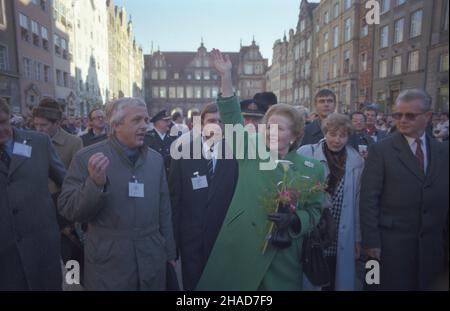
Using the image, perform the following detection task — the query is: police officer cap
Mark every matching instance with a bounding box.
[151,110,171,123]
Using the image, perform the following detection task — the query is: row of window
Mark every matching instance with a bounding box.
[294,85,311,101]
[379,52,449,78]
[320,50,352,81]
[378,51,419,78]
[152,86,220,99]
[153,57,210,69]
[19,12,51,51]
[322,18,353,53]
[322,0,353,26]
[150,69,220,81]
[380,10,423,48]
[23,57,51,82]
[19,12,69,60]
[294,37,312,60]
[380,0,407,14]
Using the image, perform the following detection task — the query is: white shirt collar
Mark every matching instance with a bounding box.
[154,128,166,140]
[202,138,218,159]
[404,132,427,147]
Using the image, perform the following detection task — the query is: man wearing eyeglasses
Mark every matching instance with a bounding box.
[360,89,449,290]
[80,108,108,147]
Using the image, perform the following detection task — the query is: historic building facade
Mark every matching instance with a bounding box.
[372,0,433,113]
[144,42,267,117]
[107,0,144,101]
[313,0,361,113]
[0,0,21,113]
[426,0,449,112]
[14,0,55,115]
[293,0,318,109]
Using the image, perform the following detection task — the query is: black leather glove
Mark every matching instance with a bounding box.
[267,205,302,249]
[267,211,301,233]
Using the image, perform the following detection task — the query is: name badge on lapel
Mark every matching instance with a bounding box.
[129,176,144,198]
[191,171,208,190]
[13,140,32,158]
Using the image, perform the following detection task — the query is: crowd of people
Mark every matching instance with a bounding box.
[0,49,448,291]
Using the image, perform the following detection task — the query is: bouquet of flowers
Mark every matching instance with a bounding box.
[261,160,326,254]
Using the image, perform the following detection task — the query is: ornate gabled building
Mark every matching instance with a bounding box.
[144,42,267,117]
[237,39,268,99]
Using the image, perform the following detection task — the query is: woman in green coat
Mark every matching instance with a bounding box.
[196,50,325,291]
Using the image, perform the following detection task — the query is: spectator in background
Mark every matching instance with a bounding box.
[187,110,200,131]
[433,112,449,142]
[301,89,336,146]
[386,115,397,135]
[348,111,374,159]
[32,98,84,270]
[170,111,189,137]
[364,106,388,143]
[80,108,108,147]
[145,110,177,174]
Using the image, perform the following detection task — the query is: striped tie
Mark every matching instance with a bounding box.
[415,138,424,172]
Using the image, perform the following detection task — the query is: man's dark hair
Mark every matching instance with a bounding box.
[200,103,218,123]
[88,107,104,121]
[364,106,378,115]
[350,111,366,122]
[314,89,336,104]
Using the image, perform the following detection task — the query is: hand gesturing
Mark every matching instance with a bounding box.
[210,49,232,76]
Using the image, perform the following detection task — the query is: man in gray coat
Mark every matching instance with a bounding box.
[58,97,176,291]
[360,89,449,290]
[0,97,66,290]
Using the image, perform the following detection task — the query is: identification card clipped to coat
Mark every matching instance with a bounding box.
[191,172,208,190]
[13,141,32,158]
[129,178,144,198]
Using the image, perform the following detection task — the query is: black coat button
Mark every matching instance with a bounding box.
[12,209,18,215]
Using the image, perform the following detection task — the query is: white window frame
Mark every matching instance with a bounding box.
[344,18,352,42]
[408,50,420,72]
[410,10,423,38]
[392,55,402,75]
[394,18,404,44]
[380,25,389,48]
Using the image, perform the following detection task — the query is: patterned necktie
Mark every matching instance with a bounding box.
[415,138,424,172]
[0,145,11,168]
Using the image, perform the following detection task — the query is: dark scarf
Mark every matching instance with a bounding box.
[323,142,347,195]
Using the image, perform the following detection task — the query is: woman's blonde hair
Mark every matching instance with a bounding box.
[322,113,353,136]
[262,104,305,150]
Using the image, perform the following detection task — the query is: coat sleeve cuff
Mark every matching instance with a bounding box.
[289,209,310,239]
